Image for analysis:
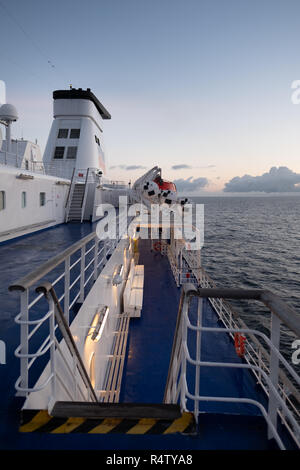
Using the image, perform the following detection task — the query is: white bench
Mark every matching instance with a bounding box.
[123,259,144,317]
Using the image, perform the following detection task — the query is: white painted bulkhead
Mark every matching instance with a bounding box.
[23,236,133,410]
[0,166,70,243]
[0,139,43,170]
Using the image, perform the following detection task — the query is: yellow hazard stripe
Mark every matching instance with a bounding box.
[163,412,193,434]
[51,417,86,434]
[88,418,123,434]
[19,410,52,433]
[126,418,157,434]
[19,411,195,434]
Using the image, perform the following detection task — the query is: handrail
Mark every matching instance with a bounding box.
[65,167,75,208]
[11,217,124,399]
[179,264,300,402]
[80,168,90,223]
[9,231,97,292]
[65,168,76,222]
[196,287,300,337]
[36,281,98,403]
[163,283,196,402]
[164,285,300,398]
[164,283,300,448]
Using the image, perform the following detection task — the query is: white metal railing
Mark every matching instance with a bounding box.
[164,235,300,437]
[0,150,73,179]
[164,284,300,450]
[9,226,123,404]
[196,267,300,436]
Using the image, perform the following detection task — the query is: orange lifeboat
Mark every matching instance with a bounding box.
[153,176,177,193]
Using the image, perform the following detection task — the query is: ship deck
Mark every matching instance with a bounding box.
[121,239,267,415]
[0,226,296,450]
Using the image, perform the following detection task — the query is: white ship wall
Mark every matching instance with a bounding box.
[0,166,70,243]
[0,139,43,169]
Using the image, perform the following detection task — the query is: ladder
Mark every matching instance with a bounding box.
[66,183,85,221]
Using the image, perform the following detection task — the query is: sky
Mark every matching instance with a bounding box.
[1,0,300,195]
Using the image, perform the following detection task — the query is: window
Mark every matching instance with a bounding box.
[70,129,80,139]
[40,192,46,206]
[0,191,5,211]
[25,160,29,170]
[58,129,68,138]
[66,146,77,159]
[95,135,100,145]
[21,191,26,208]
[53,146,65,159]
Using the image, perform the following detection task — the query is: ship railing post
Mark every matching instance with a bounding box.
[219,298,223,321]
[94,237,99,281]
[268,313,281,439]
[103,237,107,265]
[18,289,29,396]
[229,308,233,330]
[257,347,262,385]
[64,256,70,324]
[79,246,85,303]
[194,296,202,422]
[49,296,56,410]
[180,297,188,411]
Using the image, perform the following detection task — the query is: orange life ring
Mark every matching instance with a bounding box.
[234,333,246,358]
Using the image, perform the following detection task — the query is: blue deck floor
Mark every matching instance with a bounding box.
[121,239,266,416]
[0,230,296,450]
[0,222,97,449]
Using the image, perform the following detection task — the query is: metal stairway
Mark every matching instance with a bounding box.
[66,183,85,222]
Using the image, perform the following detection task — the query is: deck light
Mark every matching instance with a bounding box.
[91,306,109,342]
[112,264,124,285]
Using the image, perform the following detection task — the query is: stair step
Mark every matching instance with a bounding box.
[19,406,195,434]
[51,402,182,419]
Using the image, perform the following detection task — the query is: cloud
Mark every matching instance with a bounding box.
[171,164,216,170]
[224,166,300,193]
[173,176,209,193]
[172,164,192,170]
[110,164,147,170]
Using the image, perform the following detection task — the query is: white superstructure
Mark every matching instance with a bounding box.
[0,86,128,242]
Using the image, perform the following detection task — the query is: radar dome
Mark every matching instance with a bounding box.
[0,104,18,122]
